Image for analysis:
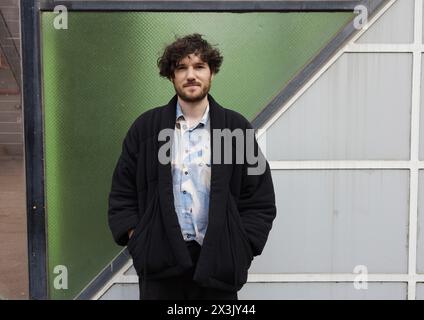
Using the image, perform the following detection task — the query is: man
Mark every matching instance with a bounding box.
[108,34,276,300]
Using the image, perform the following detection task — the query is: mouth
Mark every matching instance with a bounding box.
[184,83,200,88]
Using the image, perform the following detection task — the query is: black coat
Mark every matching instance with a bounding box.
[108,94,276,292]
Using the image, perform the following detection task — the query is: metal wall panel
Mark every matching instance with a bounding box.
[357,0,414,44]
[266,53,412,160]
[238,282,407,300]
[100,283,139,300]
[416,283,424,300]
[250,170,409,274]
[124,265,137,276]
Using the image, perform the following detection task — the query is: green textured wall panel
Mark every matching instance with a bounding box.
[41,12,353,299]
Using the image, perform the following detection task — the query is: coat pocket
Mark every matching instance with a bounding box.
[127,192,156,275]
[227,194,254,287]
[209,194,254,291]
[143,211,178,277]
[228,194,253,260]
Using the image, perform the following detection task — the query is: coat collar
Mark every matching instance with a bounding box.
[160,94,226,131]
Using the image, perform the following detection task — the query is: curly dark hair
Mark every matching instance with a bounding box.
[157,33,223,80]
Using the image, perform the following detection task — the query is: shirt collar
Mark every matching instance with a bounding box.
[176,101,210,127]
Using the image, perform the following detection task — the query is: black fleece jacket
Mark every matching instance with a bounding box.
[108,94,276,292]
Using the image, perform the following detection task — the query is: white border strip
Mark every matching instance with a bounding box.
[248,274,410,282]
[407,0,423,300]
[269,160,424,170]
[345,43,424,52]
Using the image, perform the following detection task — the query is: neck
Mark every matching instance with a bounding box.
[177,95,209,120]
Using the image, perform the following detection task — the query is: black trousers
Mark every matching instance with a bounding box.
[139,240,238,300]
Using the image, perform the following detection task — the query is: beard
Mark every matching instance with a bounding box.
[174,79,212,103]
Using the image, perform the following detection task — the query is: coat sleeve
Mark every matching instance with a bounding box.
[108,123,140,246]
[238,122,277,257]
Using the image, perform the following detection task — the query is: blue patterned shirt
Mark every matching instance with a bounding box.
[171,101,211,245]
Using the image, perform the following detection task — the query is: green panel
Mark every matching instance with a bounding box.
[41,12,353,299]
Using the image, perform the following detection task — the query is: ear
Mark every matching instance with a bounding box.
[211,73,215,81]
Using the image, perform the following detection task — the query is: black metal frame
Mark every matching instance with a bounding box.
[21,0,47,300]
[21,0,388,300]
[39,0,365,12]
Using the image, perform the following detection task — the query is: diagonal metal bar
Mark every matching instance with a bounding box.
[251,0,389,129]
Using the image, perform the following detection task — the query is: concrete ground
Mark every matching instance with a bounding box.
[0,156,28,299]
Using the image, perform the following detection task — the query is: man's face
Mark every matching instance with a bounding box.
[171,53,214,103]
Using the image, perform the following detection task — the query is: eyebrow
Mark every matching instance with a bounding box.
[176,62,207,67]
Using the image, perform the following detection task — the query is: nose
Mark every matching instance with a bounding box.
[186,66,196,81]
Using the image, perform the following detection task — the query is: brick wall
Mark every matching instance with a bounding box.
[0,0,20,53]
[0,0,21,157]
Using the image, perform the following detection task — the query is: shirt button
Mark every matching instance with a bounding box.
[184,171,188,175]
[182,125,187,130]
[199,162,203,167]
[183,190,186,194]
[185,149,189,153]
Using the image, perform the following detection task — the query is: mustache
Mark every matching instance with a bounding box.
[183,82,201,87]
